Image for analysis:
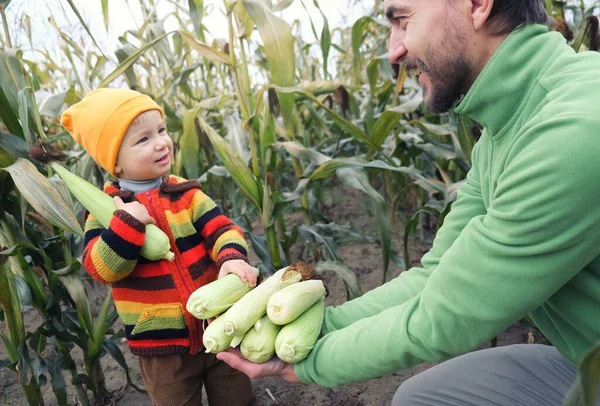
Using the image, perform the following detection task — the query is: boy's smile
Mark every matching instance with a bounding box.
[114,110,173,180]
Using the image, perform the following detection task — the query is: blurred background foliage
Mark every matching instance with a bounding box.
[0,0,599,404]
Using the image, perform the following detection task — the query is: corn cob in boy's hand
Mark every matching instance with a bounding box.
[50,162,175,262]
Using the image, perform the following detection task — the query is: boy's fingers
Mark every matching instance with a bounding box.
[113,196,124,208]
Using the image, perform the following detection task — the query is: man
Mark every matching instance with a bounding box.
[218,0,600,404]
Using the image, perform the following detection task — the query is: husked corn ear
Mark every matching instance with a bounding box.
[275,298,325,364]
[267,280,326,325]
[222,266,303,337]
[240,316,281,363]
[203,316,233,354]
[187,270,258,319]
[51,163,175,261]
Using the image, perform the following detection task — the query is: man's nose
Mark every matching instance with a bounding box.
[388,32,407,64]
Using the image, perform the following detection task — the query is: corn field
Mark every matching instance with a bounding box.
[0,0,599,404]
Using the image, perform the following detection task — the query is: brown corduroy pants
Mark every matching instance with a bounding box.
[139,351,257,406]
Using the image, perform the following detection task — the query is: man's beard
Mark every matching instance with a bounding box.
[405,45,474,113]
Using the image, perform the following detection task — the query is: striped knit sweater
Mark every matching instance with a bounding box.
[82,175,249,356]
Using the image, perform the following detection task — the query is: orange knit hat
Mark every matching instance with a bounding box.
[60,88,164,177]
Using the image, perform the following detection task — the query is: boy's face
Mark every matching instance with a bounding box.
[115,110,173,180]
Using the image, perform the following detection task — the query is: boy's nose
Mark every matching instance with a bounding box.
[155,139,168,150]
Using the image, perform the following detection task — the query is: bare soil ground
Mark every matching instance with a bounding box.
[0,186,529,405]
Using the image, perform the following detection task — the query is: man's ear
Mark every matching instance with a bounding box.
[470,0,494,31]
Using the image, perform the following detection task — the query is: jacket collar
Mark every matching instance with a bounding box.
[104,175,201,201]
[454,24,566,137]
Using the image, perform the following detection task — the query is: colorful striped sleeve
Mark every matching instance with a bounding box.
[82,209,145,284]
[190,190,248,267]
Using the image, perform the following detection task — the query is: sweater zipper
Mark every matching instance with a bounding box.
[146,191,199,354]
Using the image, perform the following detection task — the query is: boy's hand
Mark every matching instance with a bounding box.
[218,259,257,287]
[114,196,156,225]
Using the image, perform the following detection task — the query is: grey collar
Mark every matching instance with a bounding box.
[117,177,163,194]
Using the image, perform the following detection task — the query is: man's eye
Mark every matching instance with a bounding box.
[136,137,148,145]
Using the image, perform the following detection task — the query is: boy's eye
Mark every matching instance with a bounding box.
[136,136,148,145]
[159,127,166,134]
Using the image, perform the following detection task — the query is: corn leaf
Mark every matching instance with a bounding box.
[57,261,93,337]
[0,49,36,137]
[337,167,391,283]
[233,1,254,39]
[3,159,83,236]
[251,85,373,148]
[564,342,600,406]
[0,85,23,138]
[272,0,294,12]
[36,90,68,118]
[315,261,363,299]
[178,31,231,64]
[351,17,380,84]
[196,118,261,209]
[64,0,109,61]
[314,0,331,79]
[188,0,205,40]
[101,0,109,32]
[180,108,201,180]
[46,354,68,406]
[367,90,424,159]
[0,130,29,165]
[242,0,296,127]
[91,290,113,358]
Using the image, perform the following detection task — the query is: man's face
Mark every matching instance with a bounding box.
[385,0,474,113]
[115,111,173,181]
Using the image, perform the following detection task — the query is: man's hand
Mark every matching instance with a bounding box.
[218,259,258,287]
[114,196,156,225]
[216,348,300,382]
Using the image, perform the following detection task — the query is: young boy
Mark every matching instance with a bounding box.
[60,88,258,405]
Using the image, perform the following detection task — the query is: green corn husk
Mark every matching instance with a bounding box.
[51,162,175,261]
[203,316,234,354]
[222,265,304,337]
[275,298,325,364]
[240,315,281,363]
[267,279,326,325]
[187,270,258,319]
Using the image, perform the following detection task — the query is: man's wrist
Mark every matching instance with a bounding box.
[281,362,300,383]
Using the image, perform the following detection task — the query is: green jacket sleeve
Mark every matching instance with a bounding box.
[321,142,488,334]
[296,116,600,387]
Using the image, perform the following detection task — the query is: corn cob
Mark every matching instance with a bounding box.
[240,315,281,363]
[267,279,326,325]
[221,265,304,337]
[203,316,234,354]
[187,270,258,320]
[275,297,325,364]
[51,163,174,261]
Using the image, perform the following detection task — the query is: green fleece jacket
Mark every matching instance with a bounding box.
[295,24,600,387]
